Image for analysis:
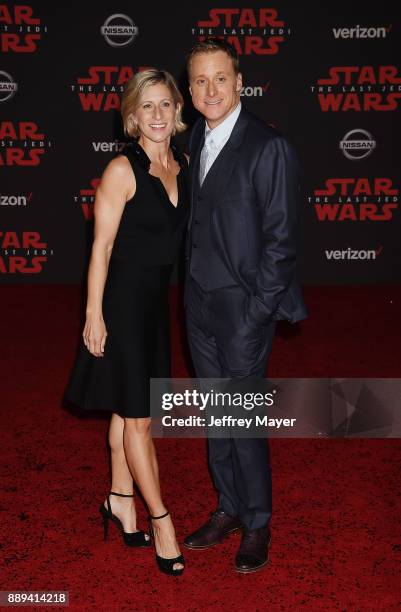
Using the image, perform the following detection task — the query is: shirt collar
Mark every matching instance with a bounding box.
[204,101,242,147]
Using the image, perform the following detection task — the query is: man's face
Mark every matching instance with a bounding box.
[189,50,242,129]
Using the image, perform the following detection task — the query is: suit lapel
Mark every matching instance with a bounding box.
[187,121,204,228]
[200,140,239,200]
[199,107,250,204]
[189,122,205,205]
[188,107,250,225]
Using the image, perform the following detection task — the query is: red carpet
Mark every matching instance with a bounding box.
[1,285,400,611]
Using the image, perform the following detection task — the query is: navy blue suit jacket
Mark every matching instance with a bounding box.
[186,107,307,326]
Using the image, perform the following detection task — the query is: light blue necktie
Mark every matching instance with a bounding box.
[199,131,215,186]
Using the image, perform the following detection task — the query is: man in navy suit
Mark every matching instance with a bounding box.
[184,38,307,572]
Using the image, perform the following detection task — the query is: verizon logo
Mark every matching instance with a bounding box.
[240,83,269,97]
[0,193,32,206]
[325,247,383,260]
[92,141,125,152]
[332,25,391,39]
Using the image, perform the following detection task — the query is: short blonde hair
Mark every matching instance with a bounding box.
[187,38,240,78]
[121,69,186,138]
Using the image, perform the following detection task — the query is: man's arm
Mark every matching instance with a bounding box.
[245,135,300,326]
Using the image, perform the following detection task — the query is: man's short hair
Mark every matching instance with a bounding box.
[186,37,240,77]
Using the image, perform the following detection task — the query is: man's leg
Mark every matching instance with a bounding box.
[208,286,276,532]
[217,319,276,572]
[185,278,242,518]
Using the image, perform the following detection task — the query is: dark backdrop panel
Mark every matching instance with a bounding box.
[1,1,399,283]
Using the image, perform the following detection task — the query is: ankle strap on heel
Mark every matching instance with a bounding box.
[110,491,134,498]
[149,510,169,520]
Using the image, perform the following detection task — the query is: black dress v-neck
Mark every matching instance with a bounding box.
[65,140,189,418]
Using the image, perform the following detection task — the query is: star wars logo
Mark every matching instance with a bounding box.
[308,178,399,221]
[0,121,51,166]
[311,66,401,111]
[192,8,290,55]
[71,66,142,112]
[74,179,100,219]
[0,4,47,53]
[0,231,53,273]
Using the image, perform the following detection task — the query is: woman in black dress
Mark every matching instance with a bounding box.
[66,69,189,575]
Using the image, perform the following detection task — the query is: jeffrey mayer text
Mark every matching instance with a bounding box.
[162,415,297,429]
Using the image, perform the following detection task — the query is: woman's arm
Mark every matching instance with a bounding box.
[83,155,135,357]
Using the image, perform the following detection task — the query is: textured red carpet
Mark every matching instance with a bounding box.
[1,285,400,611]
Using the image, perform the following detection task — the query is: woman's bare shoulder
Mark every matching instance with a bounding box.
[99,154,136,191]
[105,154,134,177]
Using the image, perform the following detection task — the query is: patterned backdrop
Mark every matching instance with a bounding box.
[0,1,399,284]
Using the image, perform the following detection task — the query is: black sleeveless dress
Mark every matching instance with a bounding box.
[65,141,189,418]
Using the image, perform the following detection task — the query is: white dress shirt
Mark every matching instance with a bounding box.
[199,102,242,184]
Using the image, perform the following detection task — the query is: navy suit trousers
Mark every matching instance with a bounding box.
[185,275,275,529]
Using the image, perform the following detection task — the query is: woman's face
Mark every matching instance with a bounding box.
[130,83,178,143]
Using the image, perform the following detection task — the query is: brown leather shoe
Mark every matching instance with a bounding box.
[184,510,242,549]
[235,526,271,573]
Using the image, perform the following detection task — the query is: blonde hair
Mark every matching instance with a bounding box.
[187,38,240,77]
[121,69,186,138]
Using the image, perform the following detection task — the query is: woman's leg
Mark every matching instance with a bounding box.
[103,413,141,533]
[123,417,183,570]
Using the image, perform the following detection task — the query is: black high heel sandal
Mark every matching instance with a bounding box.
[148,510,185,576]
[99,491,151,547]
